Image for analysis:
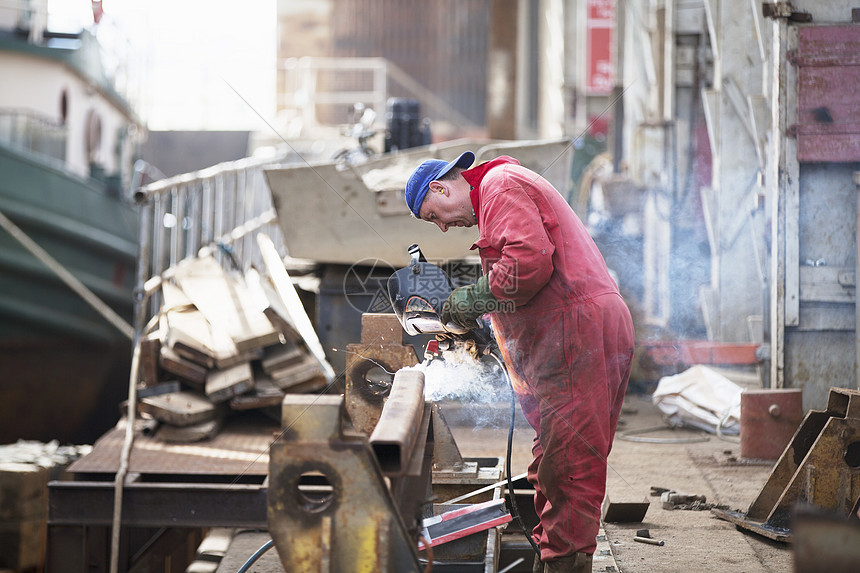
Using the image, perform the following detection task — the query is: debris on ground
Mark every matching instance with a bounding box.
[633,529,665,546]
[652,486,731,511]
[601,496,650,523]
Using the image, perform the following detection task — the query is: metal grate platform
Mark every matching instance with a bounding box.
[67,414,278,477]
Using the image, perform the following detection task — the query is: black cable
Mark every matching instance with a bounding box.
[489,352,541,557]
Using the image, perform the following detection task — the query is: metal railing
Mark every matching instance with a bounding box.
[277,56,480,131]
[0,109,66,162]
[130,154,292,338]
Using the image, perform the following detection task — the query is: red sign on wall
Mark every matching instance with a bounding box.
[587,0,615,94]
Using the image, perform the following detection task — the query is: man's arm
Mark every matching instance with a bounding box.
[481,188,555,307]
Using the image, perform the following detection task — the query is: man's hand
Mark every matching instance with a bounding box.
[441,275,498,329]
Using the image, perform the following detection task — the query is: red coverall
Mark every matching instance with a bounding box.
[462,156,634,560]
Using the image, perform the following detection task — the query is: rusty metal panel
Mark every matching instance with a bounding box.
[713,387,860,542]
[794,25,860,162]
[49,481,267,528]
[369,370,426,476]
[344,313,420,435]
[268,395,424,572]
[739,389,803,460]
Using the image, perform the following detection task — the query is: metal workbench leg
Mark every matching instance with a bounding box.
[46,524,110,572]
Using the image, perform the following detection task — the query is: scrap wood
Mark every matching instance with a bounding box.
[230,374,284,410]
[257,233,335,382]
[161,281,264,369]
[138,331,162,386]
[245,267,302,343]
[214,347,265,370]
[159,345,208,387]
[268,354,327,391]
[137,381,181,399]
[161,281,223,368]
[138,390,221,427]
[173,255,281,353]
[261,339,305,374]
[273,375,327,395]
[206,362,254,404]
[136,252,337,442]
[157,417,224,443]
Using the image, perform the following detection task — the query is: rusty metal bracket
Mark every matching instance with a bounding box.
[344,312,503,494]
[713,387,860,542]
[345,313,419,434]
[370,369,427,476]
[269,314,509,570]
[268,393,427,572]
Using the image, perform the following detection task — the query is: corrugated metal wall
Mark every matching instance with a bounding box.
[330,0,489,127]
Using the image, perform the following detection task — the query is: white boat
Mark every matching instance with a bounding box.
[0,1,144,443]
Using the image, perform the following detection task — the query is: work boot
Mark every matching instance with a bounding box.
[532,552,543,573]
[542,552,593,573]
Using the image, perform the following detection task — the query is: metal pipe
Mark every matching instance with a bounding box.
[109,332,142,573]
[443,472,527,505]
[633,536,664,546]
[369,369,425,475]
[133,154,277,202]
[854,171,860,391]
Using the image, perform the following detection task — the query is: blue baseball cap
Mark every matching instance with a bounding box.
[405,151,475,217]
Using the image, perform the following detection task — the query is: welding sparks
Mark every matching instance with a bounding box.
[331,348,396,374]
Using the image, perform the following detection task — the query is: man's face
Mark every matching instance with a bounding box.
[418,181,475,232]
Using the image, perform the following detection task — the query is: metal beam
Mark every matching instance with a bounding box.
[856,171,860,391]
[370,369,426,476]
[49,481,268,529]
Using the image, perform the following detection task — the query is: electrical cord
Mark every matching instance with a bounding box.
[236,538,274,573]
[487,351,541,557]
[617,424,710,444]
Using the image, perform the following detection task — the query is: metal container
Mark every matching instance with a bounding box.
[264,137,574,265]
[740,389,803,460]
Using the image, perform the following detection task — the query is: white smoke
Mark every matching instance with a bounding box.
[405,346,512,428]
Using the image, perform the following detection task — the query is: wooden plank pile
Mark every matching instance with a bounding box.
[137,255,330,443]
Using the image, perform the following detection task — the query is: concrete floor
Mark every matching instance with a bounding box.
[212,372,795,572]
[451,389,794,573]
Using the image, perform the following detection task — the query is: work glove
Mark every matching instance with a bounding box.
[440,275,499,329]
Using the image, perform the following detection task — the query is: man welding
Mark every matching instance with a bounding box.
[405,151,634,573]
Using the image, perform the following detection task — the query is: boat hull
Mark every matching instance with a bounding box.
[0,143,137,443]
